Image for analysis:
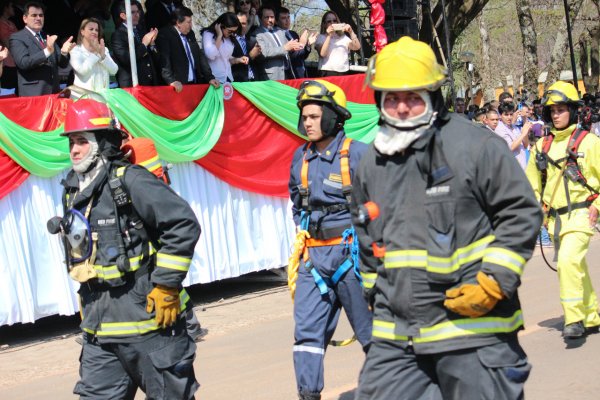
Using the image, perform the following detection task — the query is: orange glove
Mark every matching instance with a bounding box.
[146,285,180,328]
[444,271,504,318]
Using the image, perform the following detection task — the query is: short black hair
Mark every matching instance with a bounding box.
[276,6,290,20]
[474,107,488,118]
[259,5,275,19]
[499,91,513,102]
[498,102,515,114]
[172,6,193,25]
[24,1,44,14]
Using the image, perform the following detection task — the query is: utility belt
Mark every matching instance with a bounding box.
[547,200,591,218]
[307,224,350,241]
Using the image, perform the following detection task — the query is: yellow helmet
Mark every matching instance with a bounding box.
[296,80,351,120]
[365,36,447,92]
[542,81,581,106]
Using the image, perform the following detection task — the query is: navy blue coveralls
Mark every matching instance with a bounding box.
[288,131,372,397]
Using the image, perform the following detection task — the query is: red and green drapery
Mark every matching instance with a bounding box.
[0,74,377,200]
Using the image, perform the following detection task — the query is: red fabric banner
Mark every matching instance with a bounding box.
[0,75,373,199]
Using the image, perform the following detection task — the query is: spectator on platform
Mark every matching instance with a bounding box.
[112,0,160,87]
[69,18,117,94]
[146,0,181,30]
[202,12,240,84]
[276,6,316,79]
[9,1,74,96]
[231,11,261,82]
[0,44,7,79]
[155,6,218,92]
[252,5,302,80]
[235,0,259,31]
[0,0,18,92]
[314,10,360,77]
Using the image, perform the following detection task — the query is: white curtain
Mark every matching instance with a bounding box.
[0,162,295,326]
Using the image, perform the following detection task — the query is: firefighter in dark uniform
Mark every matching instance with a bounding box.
[53,98,201,399]
[288,80,372,400]
[352,37,542,399]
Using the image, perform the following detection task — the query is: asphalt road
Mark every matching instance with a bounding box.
[1,240,600,399]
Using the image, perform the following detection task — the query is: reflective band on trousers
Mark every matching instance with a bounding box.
[482,247,526,276]
[372,310,523,343]
[360,272,377,289]
[93,243,156,280]
[156,252,191,272]
[293,345,325,355]
[384,235,495,273]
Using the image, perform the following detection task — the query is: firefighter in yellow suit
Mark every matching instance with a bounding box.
[526,81,600,339]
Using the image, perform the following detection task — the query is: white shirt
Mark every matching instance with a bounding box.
[202,30,234,83]
[316,33,351,73]
[70,44,118,92]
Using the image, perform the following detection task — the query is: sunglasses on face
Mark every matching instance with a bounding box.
[326,19,338,23]
[239,0,250,4]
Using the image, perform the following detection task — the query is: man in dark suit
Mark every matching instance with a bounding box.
[276,7,316,79]
[145,0,181,30]
[112,1,160,87]
[9,1,74,96]
[155,6,218,92]
[231,11,262,82]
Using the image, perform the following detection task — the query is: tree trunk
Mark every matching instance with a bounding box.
[591,27,600,95]
[515,0,538,102]
[420,0,490,63]
[579,32,593,94]
[477,10,495,102]
[544,0,585,90]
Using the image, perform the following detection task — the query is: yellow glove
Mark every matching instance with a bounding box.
[146,285,180,328]
[444,271,504,318]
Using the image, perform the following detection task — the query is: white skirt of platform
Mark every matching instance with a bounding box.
[0,162,295,326]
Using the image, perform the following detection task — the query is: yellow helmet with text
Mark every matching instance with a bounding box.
[365,36,447,92]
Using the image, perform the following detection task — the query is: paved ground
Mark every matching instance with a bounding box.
[1,240,600,399]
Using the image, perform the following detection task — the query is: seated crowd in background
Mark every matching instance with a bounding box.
[0,0,364,97]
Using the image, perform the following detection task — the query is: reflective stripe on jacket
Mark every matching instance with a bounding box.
[63,163,200,342]
[351,115,542,354]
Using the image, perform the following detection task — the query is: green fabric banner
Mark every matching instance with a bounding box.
[0,82,376,178]
[102,87,225,162]
[232,81,380,143]
[0,113,68,177]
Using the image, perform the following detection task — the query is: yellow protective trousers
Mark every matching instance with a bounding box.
[549,210,600,327]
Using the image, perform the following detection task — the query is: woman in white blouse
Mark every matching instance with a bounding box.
[69,18,118,93]
[202,12,241,83]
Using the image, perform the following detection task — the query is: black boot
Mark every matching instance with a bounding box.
[298,391,321,400]
[563,321,585,339]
